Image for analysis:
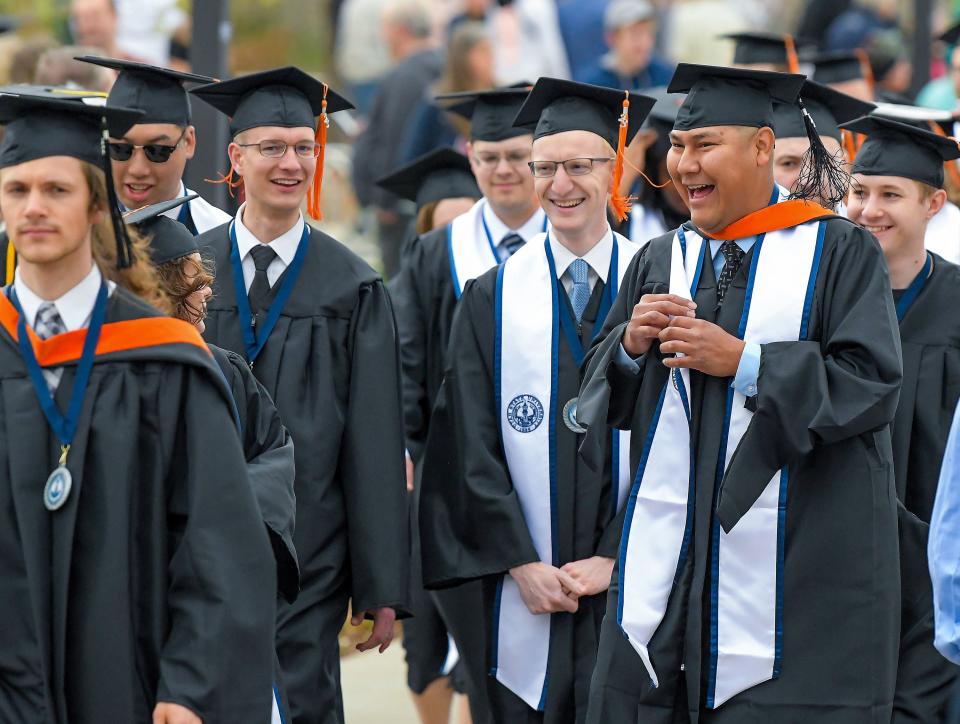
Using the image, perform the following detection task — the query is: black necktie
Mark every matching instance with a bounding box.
[716,241,745,304]
[500,233,524,259]
[248,245,277,316]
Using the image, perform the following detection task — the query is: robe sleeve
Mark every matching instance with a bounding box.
[930,402,960,666]
[220,348,300,604]
[717,224,903,532]
[156,363,277,721]
[420,277,540,588]
[339,279,411,617]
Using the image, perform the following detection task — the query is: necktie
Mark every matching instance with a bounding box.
[35,302,66,391]
[247,245,278,317]
[500,232,525,260]
[568,258,591,323]
[716,241,745,304]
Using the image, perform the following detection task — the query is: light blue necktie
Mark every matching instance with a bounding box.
[568,258,590,323]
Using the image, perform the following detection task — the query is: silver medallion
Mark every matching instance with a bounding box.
[43,465,72,511]
[562,397,587,434]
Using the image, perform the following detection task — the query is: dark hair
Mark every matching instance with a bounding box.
[155,254,214,327]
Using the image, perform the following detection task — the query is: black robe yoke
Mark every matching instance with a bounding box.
[579,218,903,724]
[198,222,410,723]
[420,266,627,724]
[0,289,276,723]
[890,255,960,722]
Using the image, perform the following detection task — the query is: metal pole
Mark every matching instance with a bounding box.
[912,0,934,98]
[186,0,233,213]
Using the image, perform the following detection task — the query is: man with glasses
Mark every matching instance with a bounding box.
[417,78,654,723]
[77,56,232,235]
[189,66,410,724]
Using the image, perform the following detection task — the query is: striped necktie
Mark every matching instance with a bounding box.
[35,302,66,391]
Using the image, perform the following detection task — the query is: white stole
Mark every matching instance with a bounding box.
[447,199,502,299]
[617,219,825,707]
[492,232,638,710]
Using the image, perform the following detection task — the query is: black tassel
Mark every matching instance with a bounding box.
[789,97,850,209]
[100,118,133,269]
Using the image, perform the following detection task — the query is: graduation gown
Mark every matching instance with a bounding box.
[198,221,410,724]
[890,254,960,722]
[419,264,627,724]
[580,219,903,724]
[0,287,277,723]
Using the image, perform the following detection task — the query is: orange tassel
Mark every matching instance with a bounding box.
[783,34,800,74]
[854,48,876,94]
[306,84,329,221]
[609,91,632,223]
[205,167,244,198]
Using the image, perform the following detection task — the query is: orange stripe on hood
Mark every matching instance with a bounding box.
[705,199,835,241]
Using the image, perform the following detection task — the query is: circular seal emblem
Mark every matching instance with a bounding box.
[562,397,587,434]
[507,394,544,433]
[43,466,73,512]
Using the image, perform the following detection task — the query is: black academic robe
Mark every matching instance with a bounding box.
[579,219,903,724]
[393,226,496,724]
[419,265,627,724]
[0,287,277,723]
[198,222,410,724]
[890,254,960,722]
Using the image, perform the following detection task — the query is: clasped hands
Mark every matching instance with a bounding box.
[509,557,615,616]
[622,293,744,377]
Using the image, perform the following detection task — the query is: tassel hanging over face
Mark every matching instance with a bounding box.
[306,83,329,221]
[101,120,134,269]
[790,97,850,208]
[609,90,632,223]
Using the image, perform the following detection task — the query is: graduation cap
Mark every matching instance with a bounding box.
[773,80,875,142]
[124,195,200,265]
[721,31,805,72]
[513,77,656,221]
[436,83,532,142]
[190,66,355,220]
[76,56,214,126]
[375,148,479,209]
[809,49,874,88]
[0,84,107,103]
[0,92,145,268]
[843,115,960,188]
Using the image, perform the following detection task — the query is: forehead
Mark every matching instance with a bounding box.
[238,125,316,143]
[121,123,186,143]
[471,135,533,154]
[850,173,915,191]
[2,155,86,182]
[774,136,810,156]
[532,129,608,158]
[668,126,753,143]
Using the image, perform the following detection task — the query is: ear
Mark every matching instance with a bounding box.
[928,188,948,219]
[754,127,775,167]
[226,140,245,177]
[182,126,197,161]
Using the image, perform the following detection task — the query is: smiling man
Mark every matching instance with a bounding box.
[843,114,960,723]
[579,64,903,723]
[190,67,410,724]
[76,56,232,234]
[418,77,655,723]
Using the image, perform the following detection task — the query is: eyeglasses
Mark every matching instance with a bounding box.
[473,150,531,168]
[108,128,187,163]
[235,140,321,159]
[528,157,614,178]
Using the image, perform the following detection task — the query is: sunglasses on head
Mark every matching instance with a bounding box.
[108,128,187,163]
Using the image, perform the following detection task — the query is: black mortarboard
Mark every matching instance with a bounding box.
[669,64,805,131]
[436,83,532,142]
[843,115,960,188]
[512,77,654,148]
[809,50,868,85]
[643,87,683,131]
[872,101,958,135]
[189,66,354,136]
[125,195,200,265]
[722,31,806,70]
[773,80,875,141]
[938,22,960,46]
[76,56,214,126]
[375,148,480,209]
[0,92,145,267]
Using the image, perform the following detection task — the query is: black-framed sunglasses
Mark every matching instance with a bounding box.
[108,128,187,163]
[528,157,614,178]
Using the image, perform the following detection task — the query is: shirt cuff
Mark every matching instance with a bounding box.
[615,343,642,375]
[733,342,761,397]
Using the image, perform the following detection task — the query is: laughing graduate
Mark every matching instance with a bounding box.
[0,92,276,722]
[419,77,655,723]
[189,67,410,724]
[843,114,960,722]
[579,64,903,723]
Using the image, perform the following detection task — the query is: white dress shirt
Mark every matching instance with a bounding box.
[234,202,306,292]
[14,263,115,332]
[549,226,613,296]
[482,202,547,262]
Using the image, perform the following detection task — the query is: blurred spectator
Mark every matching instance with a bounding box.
[581,0,673,91]
[795,0,853,47]
[352,0,442,277]
[400,21,494,164]
[8,37,59,84]
[114,0,186,67]
[449,0,492,36]
[167,16,192,74]
[489,0,570,83]
[34,46,116,92]
[70,0,124,58]
[918,24,960,110]
[555,0,611,82]
[666,0,749,66]
[335,0,394,115]
[823,0,900,51]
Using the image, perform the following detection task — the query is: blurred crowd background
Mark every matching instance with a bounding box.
[1,0,959,276]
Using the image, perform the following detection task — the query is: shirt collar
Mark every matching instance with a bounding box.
[160,181,189,221]
[482,200,546,244]
[549,226,614,282]
[14,262,106,332]
[234,201,305,267]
